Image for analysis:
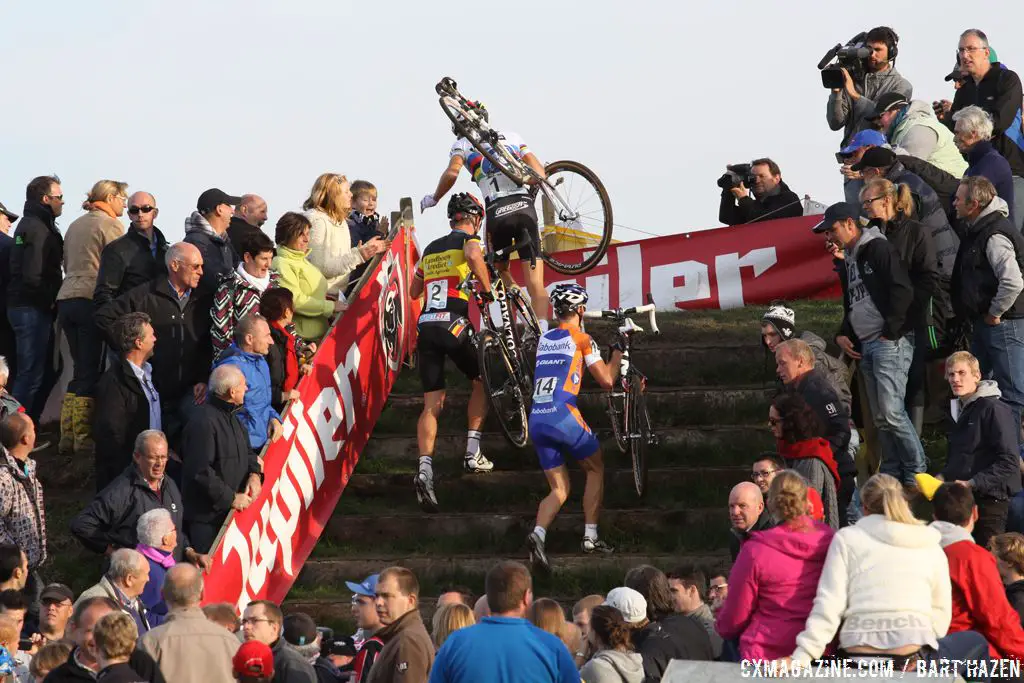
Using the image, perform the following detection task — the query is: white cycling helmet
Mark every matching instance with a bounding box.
[550,283,589,315]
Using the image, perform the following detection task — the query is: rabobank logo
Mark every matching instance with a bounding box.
[536,337,575,357]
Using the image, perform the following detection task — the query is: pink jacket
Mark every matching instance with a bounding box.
[715,516,834,661]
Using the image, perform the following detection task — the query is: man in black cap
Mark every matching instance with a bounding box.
[37,582,74,644]
[814,202,925,488]
[0,202,18,376]
[184,188,241,293]
[317,634,357,683]
[869,93,967,178]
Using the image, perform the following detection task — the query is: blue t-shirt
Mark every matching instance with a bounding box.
[429,617,579,683]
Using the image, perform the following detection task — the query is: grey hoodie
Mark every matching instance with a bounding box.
[827,66,913,145]
[579,650,644,683]
[845,226,887,341]
[930,520,975,549]
[955,379,1002,421]
[973,197,1024,318]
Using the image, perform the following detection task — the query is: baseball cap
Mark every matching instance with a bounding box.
[40,583,74,603]
[197,188,241,213]
[345,574,379,598]
[604,586,648,624]
[283,612,319,647]
[866,92,909,120]
[839,129,886,155]
[0,202,18,223]
[233,640,275,679]
[811,202,860,233]
[850,146,896,172]
[323,635,358,658]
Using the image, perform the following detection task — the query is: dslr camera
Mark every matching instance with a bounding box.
[818,32,870,89]
[717,163,755,191]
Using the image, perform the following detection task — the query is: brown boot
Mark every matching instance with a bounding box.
[58,392,76,455]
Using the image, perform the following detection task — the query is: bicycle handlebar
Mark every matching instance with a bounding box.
[583,303,660,335]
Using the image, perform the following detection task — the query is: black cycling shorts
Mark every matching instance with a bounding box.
[486,194,540,263]
[417,318,479,393]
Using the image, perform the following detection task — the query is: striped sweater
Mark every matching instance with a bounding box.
[211,267,279,358]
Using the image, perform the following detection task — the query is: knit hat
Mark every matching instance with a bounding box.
[761,304,796,344]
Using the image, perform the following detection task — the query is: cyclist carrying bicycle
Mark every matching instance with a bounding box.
[408,193,496,512]
[421,101,551,332]
[526,284,623,572]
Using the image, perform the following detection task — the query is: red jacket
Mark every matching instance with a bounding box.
[933,521,1024,660]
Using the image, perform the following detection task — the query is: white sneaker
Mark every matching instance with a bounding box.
[414,470,438,512]
[463,451,494,473]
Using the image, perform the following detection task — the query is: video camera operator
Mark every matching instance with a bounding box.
[822,27,913,147]
[718,158,802,226]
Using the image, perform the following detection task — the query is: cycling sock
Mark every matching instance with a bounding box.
[466,430,482,457]
[538,319,549,334]
[584,524,598,542]
[418,456,433,474]
[533,525,547,542]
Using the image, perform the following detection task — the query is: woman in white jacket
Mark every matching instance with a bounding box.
[301,173,388,295]
[789,474,989,671]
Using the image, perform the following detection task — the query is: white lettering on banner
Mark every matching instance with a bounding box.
[714,248,778,309]
[221,341,363,612]
[616,244,643,309]
[649,260,710,305]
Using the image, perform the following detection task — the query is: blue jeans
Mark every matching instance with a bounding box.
[860,335,927,486]
[928,630,992,681]
[971,316,1024,420]
[7,307,53,416]
[57,298,104,397]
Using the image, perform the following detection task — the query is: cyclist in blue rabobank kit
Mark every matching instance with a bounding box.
[526,284,622,572]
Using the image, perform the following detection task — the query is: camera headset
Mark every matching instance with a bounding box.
[870,26,899,64]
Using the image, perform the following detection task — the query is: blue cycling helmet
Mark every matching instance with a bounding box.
[550,283,589,315]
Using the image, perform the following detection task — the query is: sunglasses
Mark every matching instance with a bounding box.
[128,205,155,215]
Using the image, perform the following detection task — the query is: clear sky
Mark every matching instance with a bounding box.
[2,1,1022,246]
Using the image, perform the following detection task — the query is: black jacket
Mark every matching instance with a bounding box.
[181,396,258,524]
[227,216,264,258]
[874,214,951,353]
[93,359,153,490]
[184,223,239,295]
[838,234,915,345]
[883,162,960,278]
[634,613,714,683]
[942,384,1022,501]
[897,155,960,217]
[271,637,318,683]
[951,207,1024,321]
[790,368,854,476]
[70,465,187,560]
[7,201,63,310]
[95,279,214,403]
[0,232,11,309]
[729,507,776,561]
[267,324,288,413]
[44,649,161,683]
[1006,581,1024,628]
[93,225,169,309]
[718,181,802,226]
[96,662,146,683]
[948,64,1024,176]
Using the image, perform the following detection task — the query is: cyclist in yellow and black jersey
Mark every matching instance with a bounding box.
[409,193,494,512]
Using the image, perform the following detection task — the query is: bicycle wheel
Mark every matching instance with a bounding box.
[438,97,528,186]
[627,375,651,498]
[477,329,529,448]
[607,386,628,454]
[509,288,541,389]
[537,160,613,275]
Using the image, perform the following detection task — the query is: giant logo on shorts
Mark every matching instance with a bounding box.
[376,250,407,373]
[494,200,530,217]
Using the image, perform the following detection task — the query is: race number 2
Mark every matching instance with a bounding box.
[533,376,557,404]
[425,281,448,311]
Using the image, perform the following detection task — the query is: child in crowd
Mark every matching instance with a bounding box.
[346,180,390,297]
[260,288,316,413]
[990,532,1024,627]
[92,612,145,682]
[29,641,72,682]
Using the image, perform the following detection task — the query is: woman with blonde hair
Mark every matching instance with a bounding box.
[716,470,834,661]
[528,598,577,652]
[431,602,475,650]
[56,179,128,456]
[302,173,389,295]
[860,176,949,448]
[788,473,987,670]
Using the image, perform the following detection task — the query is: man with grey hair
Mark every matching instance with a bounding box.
[96,241,215,453]
[954,105,1016,215]
[93,311,161,490]
[228,193,269,255]
[938,28,1024,232]
[139,562,240,683]
[952,175,1024,422]
[136,507,176,623]
[74,547,152,634]
[182,364,261,552]
[94,190,169,308]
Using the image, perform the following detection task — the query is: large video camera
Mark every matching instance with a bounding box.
[818,32,870,89]
[717,163,755,191]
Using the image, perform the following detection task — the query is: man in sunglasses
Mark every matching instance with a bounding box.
[94,192,169,309]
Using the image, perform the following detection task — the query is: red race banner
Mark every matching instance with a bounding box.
[202,226,420,611]
[512,215,840,310]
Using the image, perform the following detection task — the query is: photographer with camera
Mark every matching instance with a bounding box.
[822,27,912,147]
[718,158,802,226]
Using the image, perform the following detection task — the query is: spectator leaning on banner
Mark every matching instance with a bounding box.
[259,288,315,414]
[938,29,1024,232]
[718,158,802,226]
[93,191,169,309]
[826,26,911,146]
[867,93,968,177]
[954,105,1016,214]
[951,176,1024,422]
[211,231,279,359]
[941,351,1021,546]
[930,482,1024,660]
[816,202,926,488]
